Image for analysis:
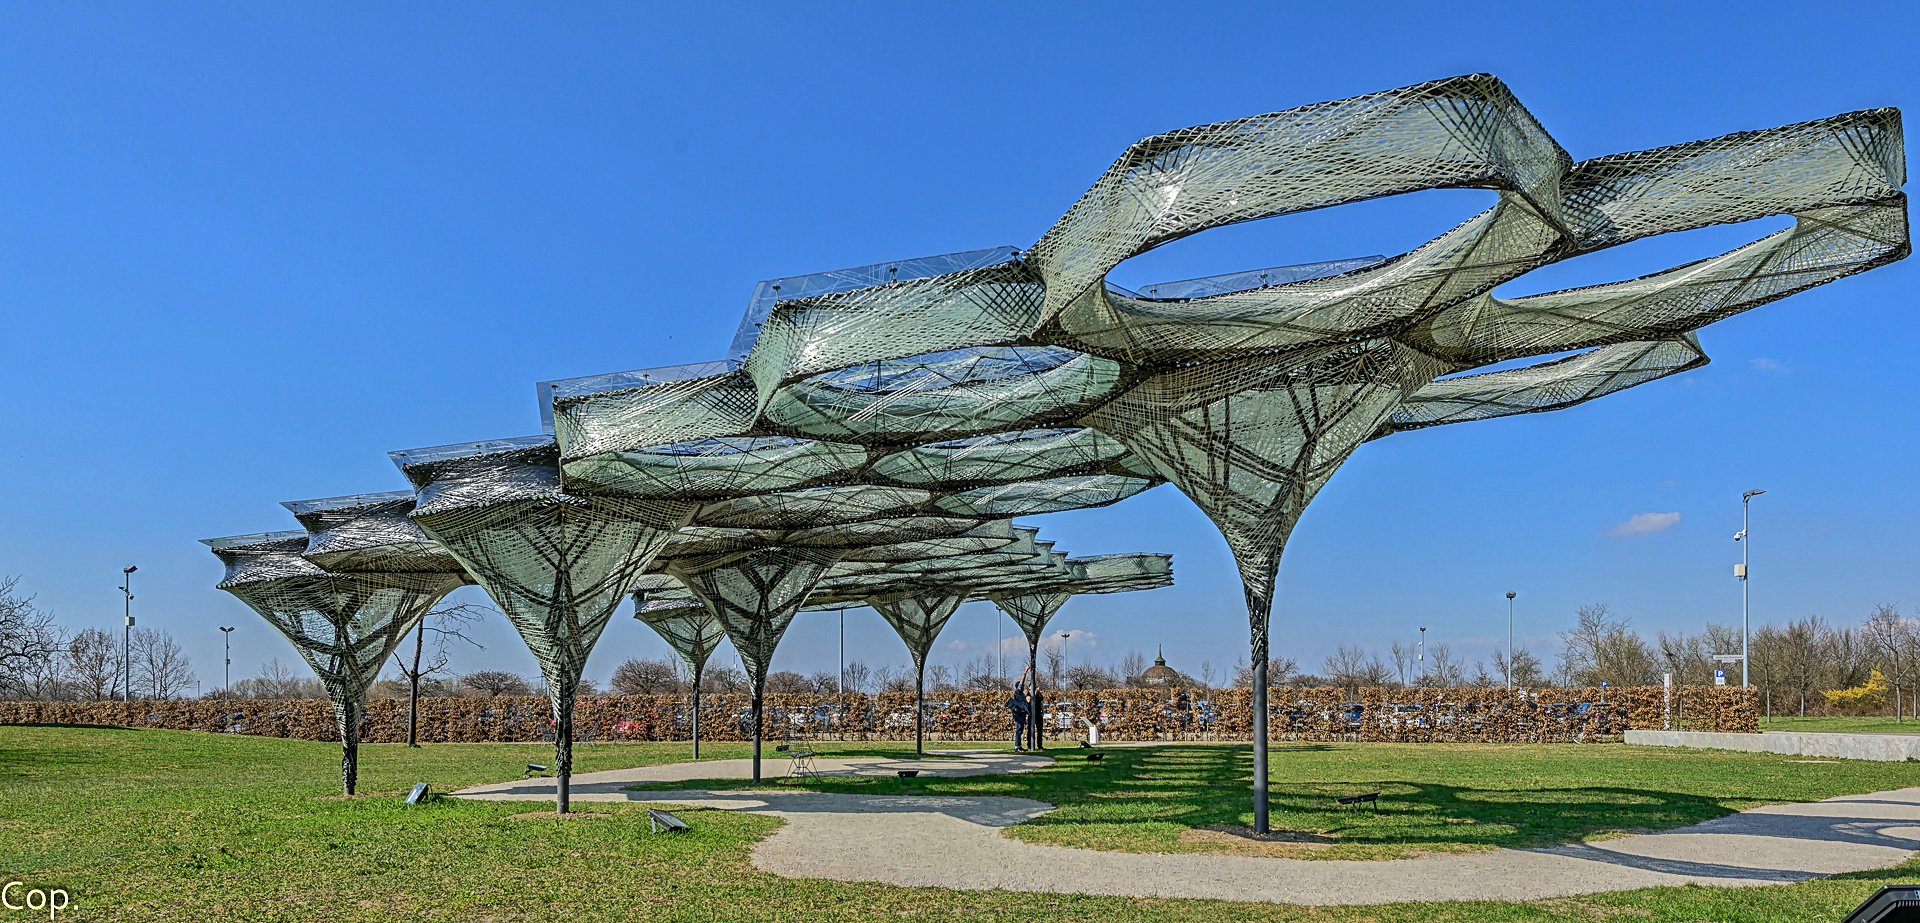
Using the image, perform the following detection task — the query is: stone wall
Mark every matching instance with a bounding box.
[1625,729,1920,761]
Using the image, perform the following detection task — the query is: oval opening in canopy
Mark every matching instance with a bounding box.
[1492,213,1797,300]
[1106,187,1499,296]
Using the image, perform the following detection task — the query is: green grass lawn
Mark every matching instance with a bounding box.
[3,725,1918,922]
[1763,715,1920,735]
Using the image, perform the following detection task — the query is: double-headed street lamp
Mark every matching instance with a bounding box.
[1418,625,1427,683]
[118,566,137,702]
[1736,489,1766,687]
[217,625,234,690]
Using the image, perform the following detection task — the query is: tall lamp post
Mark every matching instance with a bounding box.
[1061,632,1071,676]
[1418,625,1427,684]
[1737,489,1766,687]
[219,626,235,695]
[119,566,137,702]
[1506,592,1517,690]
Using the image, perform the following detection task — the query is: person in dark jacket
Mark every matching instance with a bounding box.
[1008,665,1032,751]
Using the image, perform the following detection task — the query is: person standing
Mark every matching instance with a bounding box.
[1008,665,1032,751]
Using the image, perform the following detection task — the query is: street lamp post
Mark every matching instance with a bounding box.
[119,566,137,703]
[1418,625,1427,684]
[220,626,235,695]
[1061,632,1071,676]
[1506,592,1517,691]
[1738,489,1766,687]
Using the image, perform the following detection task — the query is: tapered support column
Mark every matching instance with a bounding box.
[666,546,843,785]
[870,592,965,759]
[337,695,361,796]
[914,660,927,756]
[398,437,693,815]
[992,591,1070,753]
[1028,640,1041,750]
[690,663,703,759]
[750,674,766,781]
[206,527,462,799]
[1248,585,1272,833]
[634,595,726,761]
[552,673,577,812]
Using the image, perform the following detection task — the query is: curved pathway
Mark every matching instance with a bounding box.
[454,750,1920,905]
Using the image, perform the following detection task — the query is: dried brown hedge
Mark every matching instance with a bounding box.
[0,685,1753,743]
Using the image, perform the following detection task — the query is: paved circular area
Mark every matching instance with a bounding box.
[454,748,1051,798]
[452,749,1920,906]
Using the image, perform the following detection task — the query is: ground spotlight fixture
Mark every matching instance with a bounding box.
[526,763,549,776]
[896,769,919,778]
[648,808,690,834]
[405,783,431,805]
[1842,885,1920,923]
[1085,753,1104,761]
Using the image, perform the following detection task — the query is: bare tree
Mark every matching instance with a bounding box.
[957,655,1000,690]
[391,601,489,746]
[764,671,809,694]
[462,670,533,697]
[805,670,839,695]
[925,663,954,693]
[1232,656,1299,688]
[1118,650,1147,683]
[1490,647,1544,688]
[880,669,914,694]
[610,658,681,695]
[1558,604,1656,687]
[0,576,61,698]
[1424,643,1463,687]
[128,628,196,700]
[1862,604,1918,719]
[65,627,120,701]
[1198,659,1216,689]
[840,660,873,695]
[1043,645,1064,686]
[701,663,747,693]
[227,658,323,699]
[1323,644,1387,690]
[1772,616,1831,716]
[1389,640,1413,686]
[1063,663,1118,690]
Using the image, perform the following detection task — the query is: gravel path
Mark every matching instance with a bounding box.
[453,750,1920,905]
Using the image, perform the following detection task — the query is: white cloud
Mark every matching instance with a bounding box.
[1750,356,1791,374]
[1608,512,1682,537]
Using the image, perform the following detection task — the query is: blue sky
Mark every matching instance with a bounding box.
[2,3,1915,692]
